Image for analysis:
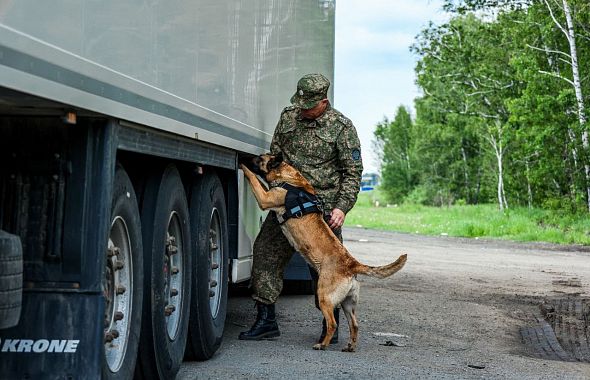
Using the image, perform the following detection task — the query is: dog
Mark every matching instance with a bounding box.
[240,153,407,352]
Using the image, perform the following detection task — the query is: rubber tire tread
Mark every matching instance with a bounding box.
[103,165,144,380]
[185,172,229,361]
[136,165,191,380]
[0,230,23,329]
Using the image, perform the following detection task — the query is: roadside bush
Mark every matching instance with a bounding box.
[463,223,486,237]
[403,186,429,205]
[402,184,456,206]
[431,188,455,207]
[455,198,467,206]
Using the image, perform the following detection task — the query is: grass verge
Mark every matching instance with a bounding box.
[345,190,590,246]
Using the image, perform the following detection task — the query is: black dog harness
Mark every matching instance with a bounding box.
[274,183,323,224]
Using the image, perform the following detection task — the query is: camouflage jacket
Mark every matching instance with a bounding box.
[269,104,363,214]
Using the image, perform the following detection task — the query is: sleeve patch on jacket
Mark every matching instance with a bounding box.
[351,148,361,161]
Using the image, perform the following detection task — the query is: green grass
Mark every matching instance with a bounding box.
[345,190,590,246]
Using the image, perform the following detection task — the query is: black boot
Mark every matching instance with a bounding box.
[239,302,280,340]
[318,308,339,344]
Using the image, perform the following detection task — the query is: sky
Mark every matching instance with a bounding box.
[334,0,449,173]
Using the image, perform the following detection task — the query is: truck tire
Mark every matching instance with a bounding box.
[102,165,144,379]
[185,172,229,361]
[0,230,23,330]
[137,165,191,380]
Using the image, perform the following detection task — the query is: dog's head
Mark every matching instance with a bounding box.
[245,152,284,178]
[242,152,315,193]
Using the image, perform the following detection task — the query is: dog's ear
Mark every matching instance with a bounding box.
[268,152,283,170]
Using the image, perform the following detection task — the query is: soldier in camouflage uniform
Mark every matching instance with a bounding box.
[238,73,363,342]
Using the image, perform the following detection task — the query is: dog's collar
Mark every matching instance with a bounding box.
[269,180,285,188]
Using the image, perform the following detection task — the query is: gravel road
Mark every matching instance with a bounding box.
[179,227,590,379]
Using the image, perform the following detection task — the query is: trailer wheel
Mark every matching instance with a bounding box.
[0,230,23,330]
[102,165,144,379]
[137,165,191,379]
[185,172,229,361]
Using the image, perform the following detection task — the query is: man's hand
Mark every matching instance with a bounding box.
[328,208,345,229]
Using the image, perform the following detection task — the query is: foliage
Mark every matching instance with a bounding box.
[374,0,590,213]
[373,106,415,203]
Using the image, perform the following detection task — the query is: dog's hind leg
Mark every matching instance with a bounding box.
[340,296,359,352]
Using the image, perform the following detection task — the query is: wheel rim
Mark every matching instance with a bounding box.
[104,217,133,373]
[208,208,223,318]
[164,211,184,340]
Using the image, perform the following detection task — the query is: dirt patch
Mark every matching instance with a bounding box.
[552,278,583,288]
[523,297,590,362]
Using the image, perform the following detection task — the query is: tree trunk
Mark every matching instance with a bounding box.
[475,164,482,205]
[497,158,504,211]
[489,131,507,211]
[562,0,590,211]
[497,149,508,210]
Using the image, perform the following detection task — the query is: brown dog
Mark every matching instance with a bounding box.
[240,153,407,352]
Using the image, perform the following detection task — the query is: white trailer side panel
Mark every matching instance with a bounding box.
[0,0,335,153]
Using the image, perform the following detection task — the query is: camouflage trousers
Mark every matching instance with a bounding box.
[251,212,342,306]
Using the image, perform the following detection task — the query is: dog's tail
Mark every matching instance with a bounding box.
[354,254,407,279]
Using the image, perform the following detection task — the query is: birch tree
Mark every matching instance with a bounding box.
[412,15,519,210]
[444,0,590,212]
[542,0,590,211]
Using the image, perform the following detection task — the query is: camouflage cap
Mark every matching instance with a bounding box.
[290,73,330,110]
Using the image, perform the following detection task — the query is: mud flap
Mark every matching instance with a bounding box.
[0,292,104,379]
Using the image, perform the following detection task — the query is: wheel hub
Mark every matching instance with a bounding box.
[103,217,133,372]
[164,212,184,340]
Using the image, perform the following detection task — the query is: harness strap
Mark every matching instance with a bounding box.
[274,183,322,224]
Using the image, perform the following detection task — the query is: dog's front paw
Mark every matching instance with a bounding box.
[240,164,253,177]
[312,343,326,351]
[240,164,255,177]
